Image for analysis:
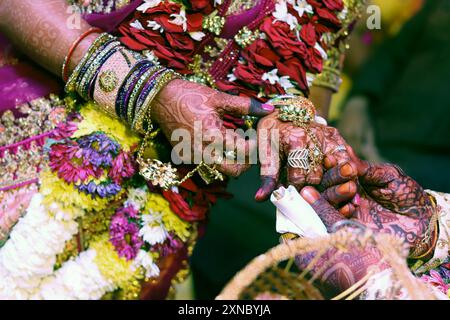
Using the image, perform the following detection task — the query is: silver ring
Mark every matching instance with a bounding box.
[333,145,347,154]
[287,148,310,170]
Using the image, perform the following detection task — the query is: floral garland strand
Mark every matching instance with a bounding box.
[1,95,229,299]
[0,194,79,299]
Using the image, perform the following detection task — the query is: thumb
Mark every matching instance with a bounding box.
[300,186,346,232]
[217,94,274,118]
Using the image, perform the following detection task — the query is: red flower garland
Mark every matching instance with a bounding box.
[117,0,344,97]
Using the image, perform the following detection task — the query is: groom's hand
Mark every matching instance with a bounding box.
[304,159,435,255]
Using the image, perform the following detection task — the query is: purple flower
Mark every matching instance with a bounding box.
[49,142,103,183]
[438,265,450,282]
[77,133,119,167]
[77,181,121,198]
[110,211,143,261]
[116,205,140,219]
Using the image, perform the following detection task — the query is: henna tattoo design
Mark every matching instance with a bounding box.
[152,79,272,177]
[255,112,356,201]
[0,0,94,75]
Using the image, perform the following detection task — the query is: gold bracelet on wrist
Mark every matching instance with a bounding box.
[408,195,440,260]
[132,70,179,135]
[65,33,113,93]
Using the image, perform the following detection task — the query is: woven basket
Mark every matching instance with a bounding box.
[217,228,437,300]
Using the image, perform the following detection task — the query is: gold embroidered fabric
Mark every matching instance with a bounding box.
[0,95,68,191]
[226,0,259,15]
[313,0,367,92]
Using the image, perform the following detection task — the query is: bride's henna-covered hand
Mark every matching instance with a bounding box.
[0,1,275,178]
[153,79,274,177]
[255,111,353,201]
[289,187,388,292]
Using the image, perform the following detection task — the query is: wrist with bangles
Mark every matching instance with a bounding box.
[408,195,440,260]
[63,32,223,189]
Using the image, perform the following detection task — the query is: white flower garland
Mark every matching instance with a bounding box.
[0,194,79,299]
[0,187,164,300]
[33,249,115,300]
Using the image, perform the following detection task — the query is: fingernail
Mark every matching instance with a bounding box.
[300,186,320,204]
[352,193,361,206]
[261,103,274,112]
[255,188,266,200]
[340,204,350,216]
[340,204,354,218]
[337,181,355,194]
[340,163,354,177]
[324,155,336,169]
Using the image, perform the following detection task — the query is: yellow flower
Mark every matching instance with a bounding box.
[40,170,122,219]
[73,102,140,151]
[144,193,191,241]
[90,235,137,288]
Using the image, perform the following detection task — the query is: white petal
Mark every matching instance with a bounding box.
[130,20,144,30]
[189,31,206,41]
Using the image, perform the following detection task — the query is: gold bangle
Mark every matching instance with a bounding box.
[127,66,161,124]
[65,33,113,93]
[132,70,178,134]
[408,196,440,260]
[409,219,439,260]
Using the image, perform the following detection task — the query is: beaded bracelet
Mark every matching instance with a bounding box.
[132,70,178,135]
[115,60,154,120]
[65,33,113,92]
[87,46,126,99]
[77,40,121,100]
[120,63,156,121]
[127,66,162,124]
[92,50,140,117]
[132,68,165,123]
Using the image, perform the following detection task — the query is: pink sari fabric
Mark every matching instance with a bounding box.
[0,33,61,114]
[0,0,143,114]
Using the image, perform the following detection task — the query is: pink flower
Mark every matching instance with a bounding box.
[48,142,102,183]
[420,270,450,295]
[109,151,136,184]
[109,211,143,260]
[116,204,139,219]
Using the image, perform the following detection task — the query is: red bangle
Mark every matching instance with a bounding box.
[61,27,103,82]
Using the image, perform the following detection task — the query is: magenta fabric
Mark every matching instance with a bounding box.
[84,0,143,32]
[0,34,62,114]
[221,1,266,38]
